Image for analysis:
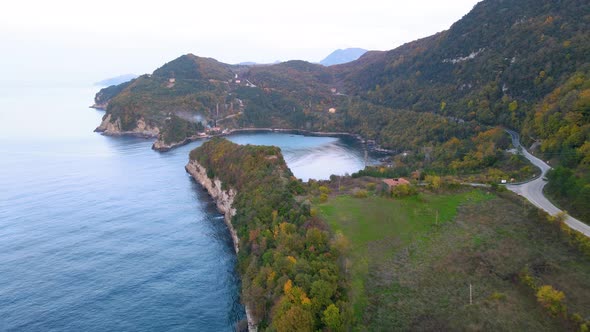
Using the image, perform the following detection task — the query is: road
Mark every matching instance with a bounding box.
[505,129,590,237]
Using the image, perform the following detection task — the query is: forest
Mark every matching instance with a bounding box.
[190,139,350,331]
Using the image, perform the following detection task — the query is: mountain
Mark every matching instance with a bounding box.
[93,0,589,221]
[319,48,367,66]
[95,74,138,86]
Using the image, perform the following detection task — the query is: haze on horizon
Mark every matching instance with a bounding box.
[1,0,481,86]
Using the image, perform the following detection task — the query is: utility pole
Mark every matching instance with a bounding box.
[469,283,473,305]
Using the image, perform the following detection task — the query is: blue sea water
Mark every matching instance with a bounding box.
[0,85,373,331]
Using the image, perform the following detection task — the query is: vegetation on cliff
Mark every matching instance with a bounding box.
[190,138,350,331]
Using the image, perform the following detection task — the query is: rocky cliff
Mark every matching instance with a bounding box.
[94,114,160,138]
[185,160,239,252]
[184,160,256,331]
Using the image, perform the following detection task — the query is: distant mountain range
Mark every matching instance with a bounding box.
[95,74,138,86]
[319,48,367,66]
[235,48,367,67]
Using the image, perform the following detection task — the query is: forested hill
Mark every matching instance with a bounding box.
[95,0,589,219]
[338,0,589,129]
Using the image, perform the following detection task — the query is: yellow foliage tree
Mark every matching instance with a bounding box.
[536,285,566,316]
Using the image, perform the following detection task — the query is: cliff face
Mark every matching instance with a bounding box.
[185,159,257,331]
[185,160,239,253]
[94,114,160,138]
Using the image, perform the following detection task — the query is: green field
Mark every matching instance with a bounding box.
[318,190,590,331]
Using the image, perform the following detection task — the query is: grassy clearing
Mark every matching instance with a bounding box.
[318,189,590,330]
[317,190,491,328]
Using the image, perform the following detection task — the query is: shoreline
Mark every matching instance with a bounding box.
[148,128,397,154]
[185,160,257,332]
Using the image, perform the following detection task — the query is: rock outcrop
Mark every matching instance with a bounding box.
[184,160,257,332]
[94,114,160,138]
[152,134,207,152]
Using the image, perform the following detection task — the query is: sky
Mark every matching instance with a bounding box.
[0,0,481,85]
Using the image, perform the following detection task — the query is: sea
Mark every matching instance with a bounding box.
[0,85,375,331]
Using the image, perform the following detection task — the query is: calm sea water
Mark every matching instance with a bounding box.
[0,85,373,331]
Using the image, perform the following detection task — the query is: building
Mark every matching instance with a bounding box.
[382,178,410,190]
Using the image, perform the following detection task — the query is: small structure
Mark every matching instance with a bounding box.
[328,108,337,114]
[382,178,410,190]
[167,78,176,88]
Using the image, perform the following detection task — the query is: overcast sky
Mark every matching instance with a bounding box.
[1,0,481,85]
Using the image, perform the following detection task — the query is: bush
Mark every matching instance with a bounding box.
[536,285,566,316]
[489,291,507,301]
[319,186,331,195]
[353,189,368,198]
[391,184,416,197]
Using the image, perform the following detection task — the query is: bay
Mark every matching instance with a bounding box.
[0,85,374,331]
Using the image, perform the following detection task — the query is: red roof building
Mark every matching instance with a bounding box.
[382,178,410,189]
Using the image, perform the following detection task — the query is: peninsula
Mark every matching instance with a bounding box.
[186,138,349,331]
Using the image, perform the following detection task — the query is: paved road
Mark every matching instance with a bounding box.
[505,130,590,237]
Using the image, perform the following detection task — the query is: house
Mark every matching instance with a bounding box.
[328,108,336,114]
[382,178,410,190]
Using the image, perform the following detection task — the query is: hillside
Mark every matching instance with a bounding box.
[320,48,367,66]
[94,0,590,221]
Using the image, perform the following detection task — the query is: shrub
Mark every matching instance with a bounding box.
[536,285,566,316]
[391,184,416,197]
[353,189,368,198]
[489,291,507,301]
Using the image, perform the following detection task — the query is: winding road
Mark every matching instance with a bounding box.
[505,130,590,237]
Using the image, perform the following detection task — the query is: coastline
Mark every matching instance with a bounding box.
[152,134,207,152]
[184,160,257,332]
[94,114,160,139]
[221,127,397,154]
[93,113,396,155]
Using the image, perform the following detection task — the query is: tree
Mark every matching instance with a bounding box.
[274,305,314,332]
[425,175,443,190]
[322,304,344,332]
